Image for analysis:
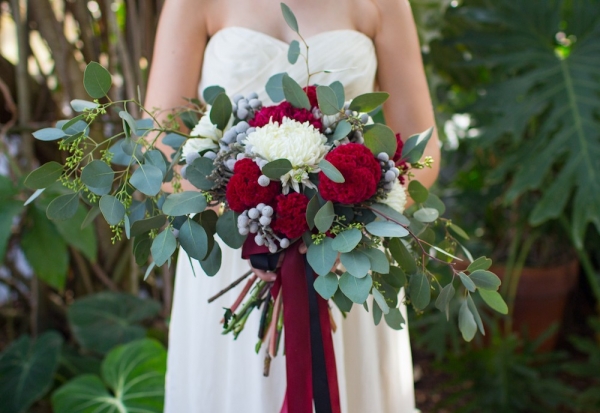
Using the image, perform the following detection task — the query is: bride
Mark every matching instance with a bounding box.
[145,0,439,412]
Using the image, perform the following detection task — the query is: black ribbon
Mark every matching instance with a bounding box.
[305,257,332,413]
[249,252,281,272]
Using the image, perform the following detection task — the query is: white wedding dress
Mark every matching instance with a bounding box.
[165,27,416,413]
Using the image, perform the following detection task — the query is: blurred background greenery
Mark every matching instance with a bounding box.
[0,0,598,412]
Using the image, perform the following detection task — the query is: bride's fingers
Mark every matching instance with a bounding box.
[253,268,277,282]
[298,242,308,254]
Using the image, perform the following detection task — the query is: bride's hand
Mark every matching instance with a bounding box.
[250,242,309,281]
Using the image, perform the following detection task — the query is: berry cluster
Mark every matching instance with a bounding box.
[237,203,290,253]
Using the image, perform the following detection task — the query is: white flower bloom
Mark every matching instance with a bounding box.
[190,105,233,142]
[181,137,218,161]
[380,179,407,213]
[243,117,329,168]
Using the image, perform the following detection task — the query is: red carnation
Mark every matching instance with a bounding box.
[226,158,281,213]
[271,193,310,239]
[249,101,322,131]
[392,133,409,184]
[318,143,382,204]
[303,86,318,108]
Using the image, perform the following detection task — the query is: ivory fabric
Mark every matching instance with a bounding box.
[165,27,416,413]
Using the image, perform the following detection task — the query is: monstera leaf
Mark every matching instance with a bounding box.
[51,339,166,413]
[437,0,600,247]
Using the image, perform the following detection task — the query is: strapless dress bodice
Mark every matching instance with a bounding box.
[198,27,377,103]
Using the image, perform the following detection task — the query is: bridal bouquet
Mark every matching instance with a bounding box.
[26,3,507,412]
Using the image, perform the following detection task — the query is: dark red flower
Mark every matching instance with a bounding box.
[271,192,310,239]
[249,101,322,131]
[318,143,382,204]
[303,86,318,108]
[226,158,281,213]
[393,133,409,184]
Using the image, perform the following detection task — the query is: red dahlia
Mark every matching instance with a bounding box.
[249,101,322,131]
[392,133,409,184]
[271,193,310,239]
[303,86,318,108]
[226,158,280,213]
[318,143,382,204]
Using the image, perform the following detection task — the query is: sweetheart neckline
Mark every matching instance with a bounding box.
[207,26,374,48]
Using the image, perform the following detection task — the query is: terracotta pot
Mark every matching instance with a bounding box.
[492,259,579,352]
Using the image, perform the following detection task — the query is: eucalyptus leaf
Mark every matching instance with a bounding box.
[332,289,353,312]
[413,207,439,223]
[467,256,493,272]
[265,73,286,103]
[470,270,501,291]
[424,193,446,216]
[372,299,383,325]
[314,201,335,233]
[81,160,114,194]
[70,99,99,112]
[306,237,337,276]
[134,119,153,137]
[340,250,370,278]
[161,191,207,216]
[331,228,361,253]
[144,150,167,178]
[316,85,341,115]
[83,62,112,98]
[458,272,476,292]
[200,240,222,276]
[216,210,247,249]
[55,205,97,262]
[339,272,372,304]
[133,234,152,266]
[280,2,299,33]
[332,119,352,141]
[363,124,397,158]
[179,219,208,261]
[99,195,125,226]
[262,159,293,180]
[479,289,509,314]
[282,74,311,110]
[130,164,163,196]
[318,159,344,183]
[448,223,469,240]
[408,180,428,204]
[458,300,477,341]
[409,272,430,310]
[288,40,301,64]
[32,127,66,141]
[47,192,79,221]
[388,238,417,274]
[369,203,411,226]
[305,194,320,230]
[372,288,390,315]
[329,81,345,108]
[365,220,409,238]
[401,127,433,163]
[435,283,455,321]
[313,272,339,300]
[467,294,485,335]
[203,85,226,105]
[151,229,177,266]
[348,92,389,112]
[130,215,166,237]
[108,139,135,166]
[384,266,406,289]
[24,161,63,189]
[162,133,187,150]
[384,308,405,330]
[362,248,390,274]
[210,93,232,131]
[186,156,215,190]
[119,111,137,136]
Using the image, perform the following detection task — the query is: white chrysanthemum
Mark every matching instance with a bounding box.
[381,179,408,213]
[181,137,218,161]
[243,117,329,167]
[190,105,233,142]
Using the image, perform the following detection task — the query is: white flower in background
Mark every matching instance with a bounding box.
[190,105,233,142]
[244,117,329,167]
[380,179,407,213]
[181,137,218,162]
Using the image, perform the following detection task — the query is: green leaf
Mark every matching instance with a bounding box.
[144,150,167,178]
[384,307,405,330]
[151,229,177,266]
[203,85,226,105]
[467,294,485,335]
[458,272,476,292]
[413,207,439,223]
[67,291,160,354]
[307,237,337,276]
[46,192,79,221]
[467,256,493,272]
[305,194,320,230]
[332,288,353,312]
[186,156,215,191]
[348,92,389,112]
[134,119,153,136]
[319,159,344,183]
[210,93,232,131]
[32,127,66,141]
[316,85,341,115]
[340,250,370,278]
[362,248,389,274]
[372,287,390,314]
[162,133,187,150]
[329,81,345,108]
[179,219,208,261]
[162,191,207,216]
[24,162,63,189]
[81,160,114,194]
[313,272,339,300]
[366,220,409,238]
[331,119,352,141]
[133,234,152,266]
[331,228,361,253]
[282,74,311,110]
[83,61,112,98]
[339,272,372,304]
[408,180,429,204]
[99,195,125,226]
[479,289,508,315]
[130,164,163,196]
[262,158,293,180]
[314,201,335,233]
[458,300,477,341]
[401,127,433,163]
[288,40,301,64]
[372,299,383,325]
[363,124,397,158]
[70,99,98,112]
[200,240,222,276]
[22,207,68,289]
[388,238,417,274]
[0,331,63,413]
[435,283,455,321]
[265,73,286,103]
[369,203,411,226]
[448,223,469,240]
[470,270,501,291]
[409,271,430,310]
[216,210,247,249]
[54,205,97,262]
[424,193,446,215]
[130,215,166,237]
[384,266,406,289]
[52,339,166,413]
[81,206,100,229]
[280,2,299,33]
[119,111,137,137]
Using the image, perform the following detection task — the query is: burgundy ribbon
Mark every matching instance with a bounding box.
[242,239,341,413]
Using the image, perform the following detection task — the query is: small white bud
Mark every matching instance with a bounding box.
[280,238,290,249]
[259,216,271,226]
[377,152,390,162]
[249,222,259,233]
[254,234,264,246]
[248,208,260,219]
[235,121,250,132]
[185,151,201,165]
[257,175,271,187]
[268,243,278,254]
[256,203,266,211]
[262,206,274,217]
[239,227,249,235]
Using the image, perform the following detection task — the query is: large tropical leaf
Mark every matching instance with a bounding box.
[438,0,600,247]
[51,339,166,413]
